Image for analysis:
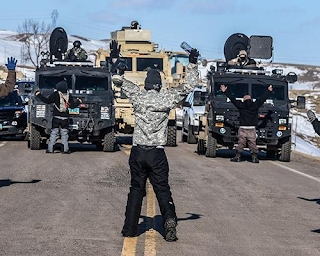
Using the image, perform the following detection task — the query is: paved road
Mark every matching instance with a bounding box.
[0,134,320,256]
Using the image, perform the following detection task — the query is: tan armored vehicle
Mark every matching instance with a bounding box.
[95,22,189,146]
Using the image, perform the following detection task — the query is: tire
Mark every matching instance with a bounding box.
[167,125,177,147]
[279,139,291,162]
[103,129,115,152]
[30,125,41,150]
[187,125,197,144]
[205,134,217,158]
[197,139,205,155]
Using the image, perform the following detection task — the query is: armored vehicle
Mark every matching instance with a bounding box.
[196,33,305,162]
[28,27,115,151]
[95,22,189,146]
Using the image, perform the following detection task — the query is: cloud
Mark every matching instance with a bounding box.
[112,0,175,10]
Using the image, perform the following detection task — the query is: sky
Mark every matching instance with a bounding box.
[1,0,320,65]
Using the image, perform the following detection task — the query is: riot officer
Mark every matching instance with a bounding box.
[228,50,256,67]
[65,41,88,61]
[111,40,199,242]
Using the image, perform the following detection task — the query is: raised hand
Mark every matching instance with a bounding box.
[5,57,17,70]
[189,48,199,64]
[220,84,227,93]
[110,40,121,59]
[268,85,273,91]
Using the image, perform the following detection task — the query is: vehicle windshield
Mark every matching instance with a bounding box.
[170,55,189,74]
[0,92,22,106]
[106,57,133,71]
[75,76,108,91]
[252,84,285,101]
[137,58,163,71]
[193,91,206,106]
[16,82,34,93]
[215,82,249,98]
[39,76,72,89]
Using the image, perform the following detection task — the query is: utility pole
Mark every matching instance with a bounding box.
[51,10,59,29]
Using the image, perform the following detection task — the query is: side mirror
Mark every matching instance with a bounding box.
[183,101,191,108]
[296,96,305,109]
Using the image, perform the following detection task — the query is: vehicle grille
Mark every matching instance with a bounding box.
[0,111,14,122]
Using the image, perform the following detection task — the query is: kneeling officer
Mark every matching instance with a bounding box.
[112,40,199,241]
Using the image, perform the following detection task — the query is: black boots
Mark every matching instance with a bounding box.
[230,153,241,162]
[252,154,260,163]
[164,218,178,242]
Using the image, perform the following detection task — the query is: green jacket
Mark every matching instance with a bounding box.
[65,47,88,61]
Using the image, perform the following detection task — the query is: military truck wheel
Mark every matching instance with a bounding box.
[197,139,205,155]
[103,130,115,152]
[30,125,41,150]
[205,134,217,158]
[187,125,197,144]
[279,139,291,162]
[167,125,177,147]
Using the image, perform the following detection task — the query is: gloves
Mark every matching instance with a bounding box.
[6,57,17,70]
[69,50,77,61]
[307,110,317,123]
[112,75,123,86]
[110,40,121,59]
[189,48,199,64]
[117,59,127,75]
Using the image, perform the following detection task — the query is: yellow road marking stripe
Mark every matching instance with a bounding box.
[144,181,157,256]
[121,237,138,256]
[124,150,131,155]
[122,145,133,149]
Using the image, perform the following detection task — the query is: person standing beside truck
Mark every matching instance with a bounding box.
[220,84,273,163]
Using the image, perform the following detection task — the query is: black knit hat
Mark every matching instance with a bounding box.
[144,69,162,92]
[56,81,68,93]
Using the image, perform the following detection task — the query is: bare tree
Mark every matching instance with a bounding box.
[18,19,51,67]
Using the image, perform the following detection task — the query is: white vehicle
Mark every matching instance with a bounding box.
[175,107,183,128]
[182,87,206,144]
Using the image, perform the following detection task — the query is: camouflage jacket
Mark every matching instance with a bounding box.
[0,71,16,98]
[65,47,88,61]
[114,63,198,146]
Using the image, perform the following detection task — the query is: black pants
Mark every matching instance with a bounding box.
[52,117,69,129]
[122,146,177,236]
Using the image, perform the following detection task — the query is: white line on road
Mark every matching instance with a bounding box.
[271,161,320,183]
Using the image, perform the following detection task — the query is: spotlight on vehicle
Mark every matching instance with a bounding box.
[276,131,283,137]
[220,128,226,134]
[286,72,298,83]
[272,69,283,75]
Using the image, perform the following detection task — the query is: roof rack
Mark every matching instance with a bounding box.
[227,68,270,75]
[46,61,94,67]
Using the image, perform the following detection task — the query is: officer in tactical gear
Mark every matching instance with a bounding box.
[228,50,256,67]
[130,20,140,29]
[0,57,17,98]
[307,110,320,135]
[111,40,199,242]
[65,40,88,61]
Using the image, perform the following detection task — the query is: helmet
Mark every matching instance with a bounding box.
[130,21,139,29]
[73,40,82,48]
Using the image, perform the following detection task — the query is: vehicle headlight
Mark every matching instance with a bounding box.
[216,115,224,121]
[279,118,287,125]
[36,105,46,118]
[15,110,24,118]
[101,106,110,120]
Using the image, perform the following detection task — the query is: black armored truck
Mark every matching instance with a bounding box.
[28,28,115,151]
[196,33,305,162]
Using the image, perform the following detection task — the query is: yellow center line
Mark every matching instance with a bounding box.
[144,181,157,256]
[121,237,138,256]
